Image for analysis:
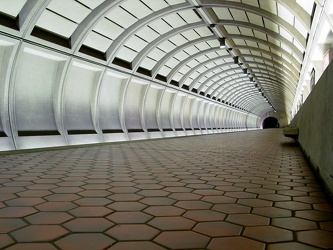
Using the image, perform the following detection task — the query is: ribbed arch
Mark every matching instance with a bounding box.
[221,87,263,108]
[203,73,249,96]
[248,68,297,92]
[241,54,299,78]
[231,35,303,62]
[193,64,242,92]
[245,61,298,84]
[235,94,265,108]
[70,0,123,52]
[201,2,307,46]
[150,36,216,77]
[166,47,227,84]
[200,64,296,97]
[0,0,322,151]
[179,55,231,87]
[132,21,207,71]
[217,20,305,54]
[106,2,193,63]
[235,45,300,69]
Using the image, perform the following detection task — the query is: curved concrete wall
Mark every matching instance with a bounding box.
[0,38,260,151]
[290,60,333,199]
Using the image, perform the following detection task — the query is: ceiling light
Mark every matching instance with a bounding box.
[243,68,247,76]
[219,37,226,48]
[233,56,238,64]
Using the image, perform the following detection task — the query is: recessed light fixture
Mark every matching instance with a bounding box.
[219,37,226,48]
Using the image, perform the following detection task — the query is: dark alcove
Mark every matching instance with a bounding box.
[263,117,279,129]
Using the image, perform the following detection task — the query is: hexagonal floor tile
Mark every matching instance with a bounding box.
[106,224,159,240]
[55,233,115,249]
[272,217,318,231]
[63,218,114,232]
[25,212,73,224]
[245,188,275,195]
[44,194,80,202]
[107,201,147,211]
[320,221,333,231]
[201,195,237,204]
[74,198,111,206]
[252,207,292,218]
[69,206,112,217]
[293,196,327,204]
[163,187,194,193]
[267,242,321,250]
[0,218,27,232]
[258,194,291,201]
[0,187,26,194]
[4,198,45,207]
[108,193,142,201]
[226,213,270,226]
[148,216,195,230]
[295,210,333,221]
[154,231,209,249]
[78,190,111,197]
[277,190,307,197]
[140,197,176,205]
[35,201,77,211]
[107,211,152,224]
[168,192,202,201]
[297,230,333,249]
[193,189,223,196]
[186,183,214,189]
[313,203,333,212]
[51,187,83,194]
[144,205,185,216]
[5,243,58,250]
[275,201,312,210]
[183,209,226,221]
[135,183,164,190]
[11,225,68,242]
[237,198,273,207]
[109,241,166,250]
[0,234,15,249]
[212,203,250,214]
[137,190,170,197]
[109,187,139,193]
[0,207,37,218]
[193,221,242,237]
[16,190,52,198]
[0,194,16,202]
[224,191,256,199]
[175,200,212,210]
[243,226,293,243]
[208,236,265,250]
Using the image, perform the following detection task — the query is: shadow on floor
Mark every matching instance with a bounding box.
[280,141,299,148]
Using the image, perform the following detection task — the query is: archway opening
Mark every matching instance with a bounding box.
[263,117,279,129]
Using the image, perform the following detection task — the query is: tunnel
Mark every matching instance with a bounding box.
[262,117,279,129]
[0,1,333,249]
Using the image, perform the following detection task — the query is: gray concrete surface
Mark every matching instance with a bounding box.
[290,60,333,200]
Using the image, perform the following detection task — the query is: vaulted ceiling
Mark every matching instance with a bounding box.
[0,0,320,118]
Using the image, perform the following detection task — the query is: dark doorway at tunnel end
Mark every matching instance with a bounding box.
[263,117,280,129]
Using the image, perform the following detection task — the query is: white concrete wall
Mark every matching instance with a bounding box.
[290,60,333,199]
[0,39,260,151]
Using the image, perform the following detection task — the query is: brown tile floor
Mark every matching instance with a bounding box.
[1,129,333,249]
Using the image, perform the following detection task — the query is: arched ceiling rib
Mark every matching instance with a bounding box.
[0,0,316,118]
